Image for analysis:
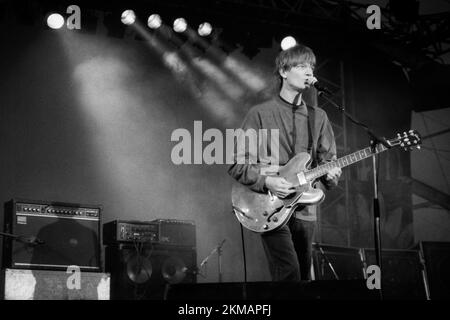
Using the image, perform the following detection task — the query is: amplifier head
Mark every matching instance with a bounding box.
[152,219,196,248]
[103,220,159,245]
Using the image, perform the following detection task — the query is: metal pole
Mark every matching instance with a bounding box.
[340,60,351,247]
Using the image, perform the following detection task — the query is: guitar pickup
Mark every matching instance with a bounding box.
[297,172,307,185]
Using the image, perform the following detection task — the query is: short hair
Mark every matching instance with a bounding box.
[275,44,316,76]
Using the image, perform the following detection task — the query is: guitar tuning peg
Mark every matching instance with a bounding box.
[417,145,421,150]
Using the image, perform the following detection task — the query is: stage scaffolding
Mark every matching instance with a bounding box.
[315,58,354,247]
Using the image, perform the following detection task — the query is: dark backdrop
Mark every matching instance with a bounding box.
[0,20,414,283]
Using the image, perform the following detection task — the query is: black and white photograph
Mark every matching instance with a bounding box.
[0,0,449,313]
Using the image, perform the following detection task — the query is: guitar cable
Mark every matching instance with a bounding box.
[239,220,248,300]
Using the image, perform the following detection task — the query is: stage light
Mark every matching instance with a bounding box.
[198,22,212,37]
[147,14,162,29]
[47,13,65,29]
[173,18,187,33]
[281,36,296,51]
[121,10,136,25]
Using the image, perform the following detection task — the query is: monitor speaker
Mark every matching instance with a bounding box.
[420,241,450,299]
[312,243,365,280]
[364,248,427,299]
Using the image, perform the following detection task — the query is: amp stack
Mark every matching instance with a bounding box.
[103,218,197,300]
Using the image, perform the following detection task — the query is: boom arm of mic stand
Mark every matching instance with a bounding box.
[0,231,19,240]
[200,239,226,267]
[200,248,217,267]
[319,94,391,149]
[0,232,44,245]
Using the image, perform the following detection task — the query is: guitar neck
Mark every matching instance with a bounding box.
[306,143,389,181]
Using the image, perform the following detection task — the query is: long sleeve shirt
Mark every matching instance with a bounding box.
[228,95,338,221]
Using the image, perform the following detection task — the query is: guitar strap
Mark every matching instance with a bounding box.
[306,105,317,168]
[288,94,316,166]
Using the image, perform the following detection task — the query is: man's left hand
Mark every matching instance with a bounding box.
[325,167,342,182]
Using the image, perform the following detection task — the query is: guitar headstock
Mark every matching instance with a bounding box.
[388,130,422,151]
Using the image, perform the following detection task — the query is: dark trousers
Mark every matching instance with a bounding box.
[261,218,316,281]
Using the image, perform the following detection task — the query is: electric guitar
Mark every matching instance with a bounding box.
[231,130,421,233]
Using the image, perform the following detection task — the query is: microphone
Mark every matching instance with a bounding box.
[310,78,333,96]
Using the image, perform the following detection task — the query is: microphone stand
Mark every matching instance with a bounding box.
[200,239,226,283]
[319,90,388,300]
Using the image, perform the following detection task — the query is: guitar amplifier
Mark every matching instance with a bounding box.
[103,220,159,245]
[2,199,102,272]
[151,219,196,248]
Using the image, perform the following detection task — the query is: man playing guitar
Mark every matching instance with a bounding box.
[228,44,341,281]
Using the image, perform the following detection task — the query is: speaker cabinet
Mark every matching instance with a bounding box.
[105,244,197,300]
[364,248,427,299]
[312,244,365,280]
[420,241,450,299]
[2,199,101,272]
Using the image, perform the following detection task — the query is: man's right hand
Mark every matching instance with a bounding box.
[265,176,296,198]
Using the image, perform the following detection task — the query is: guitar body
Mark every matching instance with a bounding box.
[231,152,325,233]
[231,129,422,233]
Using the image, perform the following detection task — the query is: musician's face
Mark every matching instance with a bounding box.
[280,63,314,92]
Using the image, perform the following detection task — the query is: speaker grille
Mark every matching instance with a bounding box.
[106,244,197,300]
